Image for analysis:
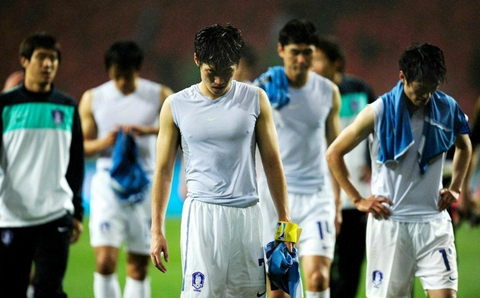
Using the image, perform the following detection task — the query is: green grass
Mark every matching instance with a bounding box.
[64,218,480,298]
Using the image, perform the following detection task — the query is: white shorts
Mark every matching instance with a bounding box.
[89,171,152,255]
[180,198,266,298]
[366,216,458,298]
[259,184,336,259]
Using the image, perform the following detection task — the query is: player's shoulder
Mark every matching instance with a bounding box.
[309,71,336,90]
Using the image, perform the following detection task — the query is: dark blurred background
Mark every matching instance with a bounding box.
[1,0,479,116]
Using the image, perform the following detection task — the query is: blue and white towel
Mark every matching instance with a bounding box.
[110,130,150,204]
[265,241,303,298]
[378,81,470,174]
[254,66,290,110]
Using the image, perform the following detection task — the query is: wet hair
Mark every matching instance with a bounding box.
[19,32,62,62]
[278,19,317,47]
[194,23,244,69]
[313,34,346,73]
[399,43,446,85]
[104,41,144,72]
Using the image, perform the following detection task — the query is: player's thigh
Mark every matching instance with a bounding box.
[89,171,126,248]
[33,214,72,297]
[180,199,229,298]
[293,192,336,259]
[226,204,266,296]
[416,219,458,293]
[0,226,33,295]
[125,196,152,255]
[365,217,415,298]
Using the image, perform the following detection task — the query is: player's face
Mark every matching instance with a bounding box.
[311,48,336,80]
[21,48,59,88]
[400,71,439,109]
[109,66,139,95]
[278,43,314,79]
[197,62,236,99]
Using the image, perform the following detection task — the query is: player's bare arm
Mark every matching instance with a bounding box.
[326,105,393,219]
[255,88,295,252]
[79,89,118,156]
[150,97,179,273]
[325,85,343,233]
[438,133,472,212]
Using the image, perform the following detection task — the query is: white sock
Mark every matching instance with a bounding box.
[123,276,150,298]
[306,288,330,298]
[94,272,121,298]
[26,284,34,298]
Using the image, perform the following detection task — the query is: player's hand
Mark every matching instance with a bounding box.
[150,232,169,273]
[122,125,155,136]
[356,195,393,219]
[101,130,118,148]
[274,240,295,253]
[438,188,460,212]
[70,218,83,244]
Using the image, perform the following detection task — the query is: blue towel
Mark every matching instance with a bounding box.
[110,130,150,204]
[378,81,470,174]
[254,66,290,110]
[265,241,302,298]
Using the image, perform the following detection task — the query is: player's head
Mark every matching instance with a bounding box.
[194,23,244,69]
[19,32,62,62]
[277,19,317,80]
[399,43,446,108]
[105,41,144,94]
[194,24,244,98]
[311,35,345,80]
[19,32,61,89]
[233,43,258,82]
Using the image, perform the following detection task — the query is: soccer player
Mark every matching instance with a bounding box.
[256,19,342,298]
[79,41,173,298]
[150,23,294,298]
[0,32,85,298]
[326,43,471,298]
[311,35,375,298]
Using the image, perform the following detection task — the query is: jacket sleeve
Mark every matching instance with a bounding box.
[66,105,85,222]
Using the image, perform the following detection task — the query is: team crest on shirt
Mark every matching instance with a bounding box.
[51,109,64,125]
[1,230,13,246]
[192,271,205,292]
[372,270,383,288]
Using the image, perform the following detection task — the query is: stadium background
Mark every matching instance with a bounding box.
[1,1,479,297]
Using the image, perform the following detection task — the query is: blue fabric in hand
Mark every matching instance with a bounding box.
[110,130,149,204]
[265,241,302,298]
[254,66,290,109]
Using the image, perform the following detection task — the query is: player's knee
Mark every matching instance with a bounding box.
[95,254,117,275]
[306,267,330,291]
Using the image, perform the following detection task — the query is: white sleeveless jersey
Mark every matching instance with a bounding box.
[272,71,336,194]
[91,78,162,176]
[370,99,448,222]
[170,81,260,207]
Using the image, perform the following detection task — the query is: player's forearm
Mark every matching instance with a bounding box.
[151,171,173,235]
[450,144,472,193]
[83,139,110,156]
[327,149,363,205]
[264,161,290,221]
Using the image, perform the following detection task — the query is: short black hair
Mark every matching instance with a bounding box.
[194,23,244,69]
[399,43,446,85]
[19,32,62,62]
[313,35,346,73]
[278,19,317,47]
[104,41,144,72]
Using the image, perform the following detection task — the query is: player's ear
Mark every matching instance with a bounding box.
[399,71,406,84]
[193,53,200,67]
